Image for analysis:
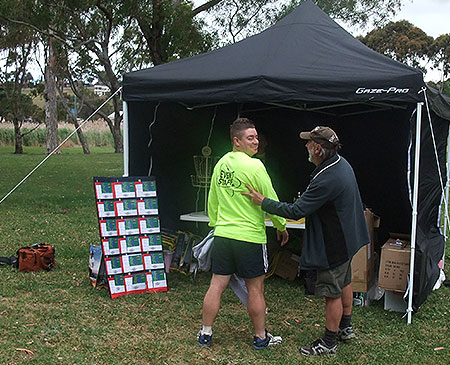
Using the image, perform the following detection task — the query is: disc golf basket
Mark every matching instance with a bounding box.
[191,146,219,213]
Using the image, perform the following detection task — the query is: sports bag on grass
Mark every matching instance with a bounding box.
[0,243,55,272]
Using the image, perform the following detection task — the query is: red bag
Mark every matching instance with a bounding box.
[16,244,55,272]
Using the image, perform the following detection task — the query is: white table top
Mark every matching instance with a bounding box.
[180,211,305,229]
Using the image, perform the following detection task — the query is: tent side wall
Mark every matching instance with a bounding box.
[411,110,449,310]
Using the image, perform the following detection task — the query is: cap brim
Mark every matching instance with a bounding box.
[299,131,311,140]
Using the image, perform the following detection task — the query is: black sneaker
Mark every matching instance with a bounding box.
[197,331,212,348]
[337,326,356,341]
[300,338,337,356]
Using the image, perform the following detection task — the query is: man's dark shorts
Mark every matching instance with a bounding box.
[211,236,268,279]
[315,260,352,298]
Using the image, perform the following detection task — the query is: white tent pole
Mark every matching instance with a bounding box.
[444,130,450,241]
[443,128,450,270]
[123,101,129,177]
[408,102,423,324]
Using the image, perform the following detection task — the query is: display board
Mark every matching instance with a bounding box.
[93,176,167,298]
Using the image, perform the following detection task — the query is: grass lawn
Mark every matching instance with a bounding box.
[0,146,449,364]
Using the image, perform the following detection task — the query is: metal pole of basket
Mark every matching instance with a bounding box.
[202,146,212,214]
[204,156,208,213]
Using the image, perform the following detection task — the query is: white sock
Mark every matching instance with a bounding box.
[201,325,212,335]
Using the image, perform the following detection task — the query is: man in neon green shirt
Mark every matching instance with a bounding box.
[198,118,289,350]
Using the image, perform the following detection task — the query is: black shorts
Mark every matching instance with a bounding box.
[210,236,268,279]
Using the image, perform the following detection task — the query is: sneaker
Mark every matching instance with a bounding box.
[253,330,282,350]
[337,326,356,341]
[197,331,212,348]
[300,338,337,356]
[253,335,270,350]
[266,332,282,346]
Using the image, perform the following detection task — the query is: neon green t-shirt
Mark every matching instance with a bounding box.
[208,151,286,243]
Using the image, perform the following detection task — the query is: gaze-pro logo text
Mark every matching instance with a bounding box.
[355,87,410,94]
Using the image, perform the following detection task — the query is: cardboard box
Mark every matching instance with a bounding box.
[378,234,411,292]
[352,279,373,293]
[384,290,407,312]
[275,250,300,281]
[351,209,380,291]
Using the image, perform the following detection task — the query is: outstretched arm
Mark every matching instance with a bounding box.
[241,183,265,205]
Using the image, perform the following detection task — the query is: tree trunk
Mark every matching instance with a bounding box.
[112,122,123,153]
[103,110,123,153]
[13,119,23,154]
[73,119,90,154]
[44,33,60,155]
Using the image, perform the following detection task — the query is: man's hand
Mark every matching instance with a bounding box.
[277,229,289,246]
[241,183,265,206]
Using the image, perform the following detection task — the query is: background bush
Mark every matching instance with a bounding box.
[0,126,114,147]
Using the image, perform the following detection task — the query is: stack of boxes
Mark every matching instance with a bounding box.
[378,234,411,312]
[351,209,379,305]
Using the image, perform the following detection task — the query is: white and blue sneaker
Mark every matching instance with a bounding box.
[197,331,212,348]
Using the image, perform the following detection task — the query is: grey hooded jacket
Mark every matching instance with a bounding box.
[262,154,369,270]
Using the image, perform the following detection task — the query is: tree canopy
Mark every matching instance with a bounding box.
[1,0,449,152]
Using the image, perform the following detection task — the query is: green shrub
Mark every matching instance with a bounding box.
[22,127,46,146]
[0,128,15,145]
[0,126,114,147]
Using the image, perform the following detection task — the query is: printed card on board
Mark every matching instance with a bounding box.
[124,273,147,293]
[152,269,167,288]
[119,235,141,254]
[112,181,136,199]
[141,234,163,252]
[115,199,138,217]
[105,256,123,275]
[99,219,118,237]
[108,275,126,297]
[135,180,157,198]
[137,198,158,215]
[138,217,160,234]
[122,254,144,273]
[146,272,153,289]
[117,218,140,236]
[97,200,116,218]
[102,237,120,256]
[150,251,165,270]
[95,182,114,200]
[143,252,164,270]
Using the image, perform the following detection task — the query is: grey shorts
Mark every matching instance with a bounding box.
[315,260,352,298]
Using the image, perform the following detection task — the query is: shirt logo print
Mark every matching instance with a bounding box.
[217,165,242,196]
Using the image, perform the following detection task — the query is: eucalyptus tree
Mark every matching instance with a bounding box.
[358,20,434,72]
[1,0,131,153]
[0,6,43,154]
[430,34,450,90]
[122,0,404,65]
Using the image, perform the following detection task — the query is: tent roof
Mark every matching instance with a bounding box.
[123,0,425,104]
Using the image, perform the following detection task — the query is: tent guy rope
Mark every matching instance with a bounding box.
[147,102,160,176]
[0,87,123,206]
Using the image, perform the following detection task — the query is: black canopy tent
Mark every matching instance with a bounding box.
[122,0,449,316]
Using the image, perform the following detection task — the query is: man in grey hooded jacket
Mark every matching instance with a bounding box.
[243,126,369,356]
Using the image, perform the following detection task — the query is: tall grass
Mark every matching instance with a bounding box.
[0,146,449,364]
[0,127,114,147]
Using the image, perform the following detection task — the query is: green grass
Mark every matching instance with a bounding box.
[0,146,449,364]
